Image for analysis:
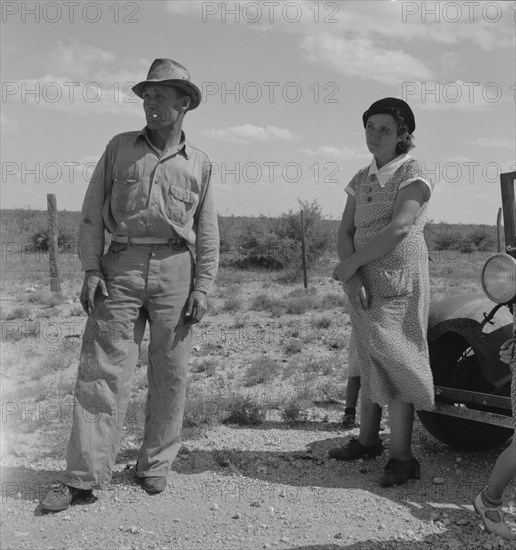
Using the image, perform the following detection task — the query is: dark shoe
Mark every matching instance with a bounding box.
[328,438,384,460]
[142,476,167,494]
[40,484,93,512]
[340,414,357,429]
[380,457,420,487]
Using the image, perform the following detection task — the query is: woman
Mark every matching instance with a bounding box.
[329,97,435,487]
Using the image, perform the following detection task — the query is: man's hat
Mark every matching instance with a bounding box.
[362,97,415,134]
[132,58,202,110]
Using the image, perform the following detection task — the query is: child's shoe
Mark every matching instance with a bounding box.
[473,489,516,540]
[340,413,357,429]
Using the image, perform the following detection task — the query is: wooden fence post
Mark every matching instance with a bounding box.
[47,194,61,293]
[300,208,308,289]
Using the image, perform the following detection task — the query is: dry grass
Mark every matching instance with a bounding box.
[1,246,493,453]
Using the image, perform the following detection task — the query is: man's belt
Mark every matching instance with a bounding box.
[112,235,184,245]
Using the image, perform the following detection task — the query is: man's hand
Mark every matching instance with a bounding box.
[80,270,108,315]
[185,290,207,325]
[342,274,370,311]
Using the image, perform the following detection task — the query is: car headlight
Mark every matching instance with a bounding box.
[481,253,516,304]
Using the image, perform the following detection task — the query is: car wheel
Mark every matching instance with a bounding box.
[417,332,512,451]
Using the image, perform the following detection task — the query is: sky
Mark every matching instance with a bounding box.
[1,0,515,223]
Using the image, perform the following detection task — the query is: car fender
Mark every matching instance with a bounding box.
[428,294,513,388]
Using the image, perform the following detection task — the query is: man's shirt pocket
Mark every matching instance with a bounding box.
[165,184,199,226]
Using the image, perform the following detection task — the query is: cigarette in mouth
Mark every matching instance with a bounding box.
[151,114,158,118]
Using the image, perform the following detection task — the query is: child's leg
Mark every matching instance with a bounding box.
[485,437,516,502]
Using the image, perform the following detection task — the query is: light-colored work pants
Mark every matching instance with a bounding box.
[62,242,193,489]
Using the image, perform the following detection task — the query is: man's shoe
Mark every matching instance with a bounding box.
[40,484,92,512]
[380,457,420,487]
[473,490,516,540]
[142,476,167,494]
[328,438,384,460]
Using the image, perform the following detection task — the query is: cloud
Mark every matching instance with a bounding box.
[165,1,202,17]
[400,80,508,111]
[202,124,300,143]
[4,40,150,117]
[4,74,143,117]
[301,34,434,86]
[43,40,116,78]
[301,145,369,161]
[163,1,514,51]
[467,137,515,149]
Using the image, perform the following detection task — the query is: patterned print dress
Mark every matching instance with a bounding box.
[345,155,435,410]
[511,356,516,428]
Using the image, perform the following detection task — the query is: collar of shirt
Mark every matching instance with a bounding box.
[367,153,411,187]
[136,127,192,159]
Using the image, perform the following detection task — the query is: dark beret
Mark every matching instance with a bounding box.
[362,97,415,134]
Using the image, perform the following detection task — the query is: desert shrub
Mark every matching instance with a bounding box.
[313,313,333,329]
[27,290,66,307]
[36,342,79,380]
[284,339,302,355]
[223,394,264,425]
[222,296,243,312]
[236,200,334,280]
[12,207,39,233]
[327,335,347,350]
[190,357,219,377]
[281,398,308,424]
[236,216,285,269]
[199,342,224,356]
[242,356,278,387]
[319,292,347,309]
[28,224,76,252]
[5,306,32,320]
[467,225,496,251]
[251,293,284,317]
[313,380,346,403]
[232,313,250,329]
[183,388,221,428]
[432,226,460,250]
[283,295,315,315]
[299,353,340,376]
[69,305,84,317]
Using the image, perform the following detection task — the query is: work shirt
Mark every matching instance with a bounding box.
[78,128,219,294]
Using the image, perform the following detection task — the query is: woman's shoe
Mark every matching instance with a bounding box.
[380,457,420,487]
[328,438,383,460]
[473,490,516,540]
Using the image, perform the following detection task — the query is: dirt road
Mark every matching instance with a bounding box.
[2,421,515,550]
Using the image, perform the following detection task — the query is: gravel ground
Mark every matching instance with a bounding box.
[2,421,515,550]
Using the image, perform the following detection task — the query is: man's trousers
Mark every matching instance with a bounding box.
[62,242,193,489]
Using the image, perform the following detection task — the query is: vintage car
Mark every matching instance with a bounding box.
[418,171,516,450]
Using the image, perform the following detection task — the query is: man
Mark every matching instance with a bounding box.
[40,59,219,512]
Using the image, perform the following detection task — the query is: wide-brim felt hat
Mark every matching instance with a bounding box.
[362,97,415,134]
[132,58,202,110]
